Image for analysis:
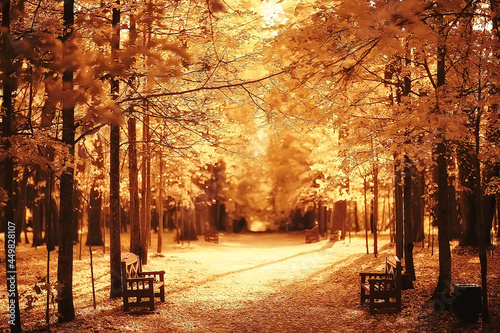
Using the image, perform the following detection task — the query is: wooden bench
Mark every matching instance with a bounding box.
[360,255,402,313]
[204,224,219,243]
[121,253,165,311]
[305,225,319,243]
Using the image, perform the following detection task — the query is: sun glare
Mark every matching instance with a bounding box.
[258,0,285,27]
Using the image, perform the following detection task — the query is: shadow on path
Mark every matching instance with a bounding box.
[167,239,340,295]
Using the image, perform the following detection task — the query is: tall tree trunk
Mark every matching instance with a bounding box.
[412,168,425,242]
[404,156,415,282]
[127,2,140,255]
[458,145,479,245]
[141,114,150,264]
[394,158,404,259]
[2,1,22,330]
[373,163,378,257]
[363,177,369,254]
[474,105,489,322]
[157,151,164,253]
[431,34,452,308]
[58,0,76,322]
[86,186,104,246]
[109,0,122,298]
[128,114,141,254]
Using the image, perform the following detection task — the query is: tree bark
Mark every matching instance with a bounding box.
[128,115,141,255]
[431,15,452,307]
[474,106,489,322]
[2,1,22,330]
[157,151,164,253]
[412,168,425,243]
[86,186,104,246]
[373,163,378,257]
[141,114,150,264]
[57,0,76,322]
[363,177,369,254]
[404,156,415,282]
[109,1,122,298]
[394,158,404,260]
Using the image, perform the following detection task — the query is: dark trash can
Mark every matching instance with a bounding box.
[452,284,481,323]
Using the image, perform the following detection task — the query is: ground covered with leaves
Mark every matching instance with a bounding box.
[0,231,499,332]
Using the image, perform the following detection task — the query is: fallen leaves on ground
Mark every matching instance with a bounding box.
[0,232,498,332]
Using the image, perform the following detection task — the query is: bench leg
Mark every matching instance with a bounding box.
[123,297,129,312]
[369,296,375,314]
[160,286,165,303]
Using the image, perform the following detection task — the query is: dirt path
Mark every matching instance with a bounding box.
[1,232,497,332]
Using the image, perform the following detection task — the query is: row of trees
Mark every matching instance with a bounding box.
[266,0,499,321]
[0,0,278,331]
[1,0,499,331]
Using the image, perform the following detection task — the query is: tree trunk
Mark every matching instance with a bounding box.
[474,106,489,322]
[431,20,452,308]
[157,151,164,253]
[2,0,22,330]
[57,0,76,322]
[394,159,404,259]
[404,156,415,283]
[141,114,150,264]
[128,0,141,256]
[412,168,425,243]
[86,187,104,246]
[458,145,479,245]
[363,177,369,254]
[109,1,122,298]
[31,170,44,247]
[128,114,141,255]
[373,163,378,257]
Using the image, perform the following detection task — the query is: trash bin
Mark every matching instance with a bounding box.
[452,284,481,323]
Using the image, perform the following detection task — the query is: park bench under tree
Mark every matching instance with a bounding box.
[121,253,165,311]
[305,224,319,243]
[359,255,402,314]
[204,223,219,243]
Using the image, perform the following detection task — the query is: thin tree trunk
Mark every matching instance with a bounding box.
[157,151,164,253]
[373,163,378,257]
[432,33,452,307]
[127,2,140,255]
[474,105,489,322]
[2,1,22,330]
[57,0,76,322]
[141,114,150,264]
[404,156,415,282]
[363,177,369,254]
[394,159,404,259]
[129,114,141,254]
[109,0,122,298]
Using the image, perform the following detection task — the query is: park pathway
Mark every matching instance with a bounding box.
[151,233,392,332]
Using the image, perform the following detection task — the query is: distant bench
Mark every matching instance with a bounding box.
[305,225,319,243]
[204,225,219,243]
[121,253,165,311]
[360,255,402,313]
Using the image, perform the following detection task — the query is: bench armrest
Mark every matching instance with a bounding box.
[139,271,165,281]
[360,272,389,283]
[368,278,400,291]
[139,270,165,276]
[126,277,155,283]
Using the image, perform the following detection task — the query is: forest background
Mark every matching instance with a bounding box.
[1,0,500,332]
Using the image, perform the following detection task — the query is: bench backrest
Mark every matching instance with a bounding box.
[386,255,402,283]
[122,253,141,280]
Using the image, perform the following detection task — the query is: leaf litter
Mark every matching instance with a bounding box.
[0,231,498,332]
